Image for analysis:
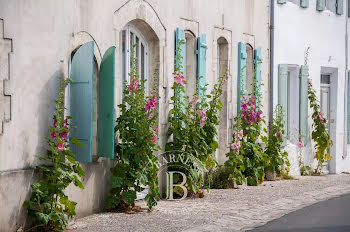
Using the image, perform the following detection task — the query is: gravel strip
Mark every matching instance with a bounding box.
[67,174,350,232]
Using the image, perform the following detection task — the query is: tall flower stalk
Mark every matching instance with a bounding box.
[105,45,160,211]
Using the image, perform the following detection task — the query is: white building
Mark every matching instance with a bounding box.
[273,0,350,175]
[0,0,270,230]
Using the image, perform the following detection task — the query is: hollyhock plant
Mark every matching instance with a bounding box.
[23,79,85,231]
[307,69,332,174]
[106,46,160,211]
[298,141,304,148]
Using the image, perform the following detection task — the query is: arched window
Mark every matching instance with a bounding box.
[217,37,229,164]
[185,31,197,98]
[121,24,149,97]
[245,44,254,94]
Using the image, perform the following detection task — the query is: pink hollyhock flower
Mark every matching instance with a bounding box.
[151,135,157,143]
[51,132,57,138]
[192,97,199,105]
[326,119,328,124]
[60,132,68,141]
[318,112,324,121]
[308,79,312,85]
[275,131,281,140]
[298,141,304,148]
[53,120,57,128]
[241,103,247,111]
[154,128,158,132]
[65,118,68,126]
[231,142,238,151]
[148,113,154,119]
[174,72,185,86]
[57,142,64,151]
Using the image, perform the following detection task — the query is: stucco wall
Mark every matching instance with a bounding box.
[0,0,270,231]
[274,0,350,174]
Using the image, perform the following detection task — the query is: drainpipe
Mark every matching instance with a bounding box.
[269,0,275,128]
[343,4,348,159]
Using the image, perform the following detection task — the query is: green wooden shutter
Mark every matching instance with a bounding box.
[98,46,115,159]
[277,0,286,4]
[254,47,262,107]
[336,0,344,15]
[299,65,309,144]
[278,64,288,143]
[197,34,207,98]
[317,0,326,11]
[237,42,247,111]
[175,28,186,109]
[70,41,94,162]
[347,71,350,143]
[300,0,309,8]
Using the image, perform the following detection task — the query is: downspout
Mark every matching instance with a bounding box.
[269,0,275,127]
[343,3,348,159]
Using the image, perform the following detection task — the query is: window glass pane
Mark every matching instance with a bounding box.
[122,30,126,93]
[136,36,140,75]
[130,32,134,69]
[321,75,330,84]
[141,43,145,81]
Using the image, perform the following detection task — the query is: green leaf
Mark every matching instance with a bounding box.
[105,195,120,209]
[121,190,137,205]
[110,176,123,188]
[35,212,50,225]
[71,137,83,147]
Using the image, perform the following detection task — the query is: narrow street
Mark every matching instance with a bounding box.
[68,175,350,232]
[250,193,350,232]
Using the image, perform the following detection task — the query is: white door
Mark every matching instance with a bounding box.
[320,74,331,173]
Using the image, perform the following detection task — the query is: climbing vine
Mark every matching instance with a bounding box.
[23,79,85,231]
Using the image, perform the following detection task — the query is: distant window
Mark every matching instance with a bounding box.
[121,24,149,98]
[246,44,254,95]
[326,0,337,13]
[185,31,197,98]
[287,0,300,5]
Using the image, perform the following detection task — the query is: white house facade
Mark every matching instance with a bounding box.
[273,0,350,175]
[0,0,271,231]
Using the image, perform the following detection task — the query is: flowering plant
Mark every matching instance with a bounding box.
[105,47,160,211]
[307,78,332,174]
[165,41,227,195]
[225,75,268,186]
[298,140,312,175]
[263,105,290,175]
[23,79,85,231]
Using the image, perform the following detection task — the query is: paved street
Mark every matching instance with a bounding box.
[249,193,350,232]
[68,174,350,232]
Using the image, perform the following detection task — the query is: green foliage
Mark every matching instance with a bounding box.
[206,166,236,189]
[262,105,290,175]
[165,40,227,195]
[225,67,268,186]
[23,79,85,231]
[307,78,333,174]
[106,46,160,211]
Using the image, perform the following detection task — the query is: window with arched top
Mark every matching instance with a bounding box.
[245,44,254,94]
[121,24,149,98]
[185,31,197,98]
[217,37,229,164]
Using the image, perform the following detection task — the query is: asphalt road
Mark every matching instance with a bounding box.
[249,193,350,232]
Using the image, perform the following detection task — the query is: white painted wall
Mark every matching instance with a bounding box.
[0,0,270,230]
[274,0,350,174]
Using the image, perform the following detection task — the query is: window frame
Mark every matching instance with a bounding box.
[120,24,150,101]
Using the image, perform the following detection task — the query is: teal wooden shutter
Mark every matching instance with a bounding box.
[299,65,309,144]
[237,42,247,111]
[175,28,186,109]
[70,41,94,162]
[317,0,326,11]
[98,46,115,159]
[300,0,309,8]
[278,64,288,143]
[254,47,262,107]
[336,0,344,15]
[347,71,350,143]
[197,34,207,98]
[277,0,286,4]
